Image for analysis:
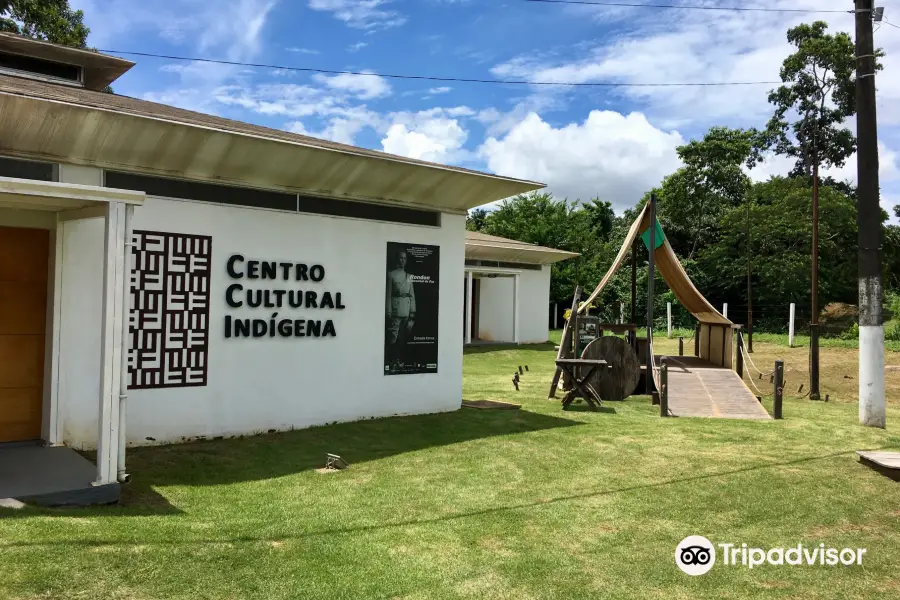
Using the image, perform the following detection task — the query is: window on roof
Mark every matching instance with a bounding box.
[105,170,442,227]
[0,156,57,182]
[0,51,82,85]
[464,259,542,271]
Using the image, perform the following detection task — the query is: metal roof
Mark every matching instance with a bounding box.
[465,231,579,265]
[0,72,544,214]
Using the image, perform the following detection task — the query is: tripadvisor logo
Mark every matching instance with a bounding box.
[676,536,716,576]
[675,536,867,576]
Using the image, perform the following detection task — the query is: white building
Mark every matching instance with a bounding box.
[464,232,577,345]
[0,33,543,504]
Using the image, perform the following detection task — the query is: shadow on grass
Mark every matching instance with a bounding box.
[127,408,581,485]
[562,404,618,414]
[8,447,893,547]
[3,408,581,519]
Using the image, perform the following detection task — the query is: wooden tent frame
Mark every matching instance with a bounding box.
[549,200,735,399]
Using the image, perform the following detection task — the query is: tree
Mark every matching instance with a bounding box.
[654,127,757,259]
[475,193,615,305]
[761,21,878,177]
[581,198,615,240]
[0,1,89,48]
[466,208,488,232]
[885,224,900,294]
[699,177,858,328]
[895,205,900,220]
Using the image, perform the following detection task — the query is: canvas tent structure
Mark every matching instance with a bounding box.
[550,200,768,420]
[576,201,735,369]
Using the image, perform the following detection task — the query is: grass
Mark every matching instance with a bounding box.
[2,339,900,599]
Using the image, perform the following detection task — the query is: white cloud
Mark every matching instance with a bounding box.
[73,0,277,61]
[287,117,370,146]
[478,110,684,209]
[307,0,406,31]
[749,143,900,184]
[312,72,391,99]
[748,145,900,224]
[428,86,452,95]
[286,47,320,54]
[489,1,900,128]
[347,42,369,52]
[381,119,468,163]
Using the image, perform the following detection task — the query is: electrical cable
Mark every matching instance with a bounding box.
[97,49,781,87]
[521,0,851,13]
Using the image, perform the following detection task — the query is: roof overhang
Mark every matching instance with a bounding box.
[465,240,579,265]
[0,176,144,212]
[0,33,134,91]
[0,92,543,214]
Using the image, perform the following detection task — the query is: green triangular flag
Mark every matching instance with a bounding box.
[641,217,665,251]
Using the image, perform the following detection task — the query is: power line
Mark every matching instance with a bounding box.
[882,18,900,29]
[99,49,780,87]
[521,0,851,13]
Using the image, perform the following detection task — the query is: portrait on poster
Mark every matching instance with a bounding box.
[384,242,440,375]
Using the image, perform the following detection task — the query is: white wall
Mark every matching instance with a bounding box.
[518,266,552,344]
[477,276,514,342]
[56,193,466,448]
[475,266,551,344]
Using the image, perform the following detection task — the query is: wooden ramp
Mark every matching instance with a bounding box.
[857,451,900,481]
[656,356,771,420]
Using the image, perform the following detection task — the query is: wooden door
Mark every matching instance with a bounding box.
[0,226,49,442]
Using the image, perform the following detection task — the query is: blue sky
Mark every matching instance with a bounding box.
[71,0,900,220]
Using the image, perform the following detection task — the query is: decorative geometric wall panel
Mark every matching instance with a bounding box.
[129,231,212,389]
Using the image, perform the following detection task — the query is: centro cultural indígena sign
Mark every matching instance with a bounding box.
[223,254,345,339]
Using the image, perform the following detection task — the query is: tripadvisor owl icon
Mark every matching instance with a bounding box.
[676,536,716,576]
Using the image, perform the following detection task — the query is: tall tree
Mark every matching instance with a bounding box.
[581,198,615,240]
[476,193,615,304]
[699,177,858,327]
[0,1,89,47]
[761,21,879,176]
[466,208,488,232]
[655,127,757,259]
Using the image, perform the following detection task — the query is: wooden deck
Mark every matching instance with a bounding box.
[656,356,772,420]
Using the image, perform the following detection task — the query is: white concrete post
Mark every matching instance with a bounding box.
[513,274,521,344]
[96,202,125,486]
[860,325,886,428]
[667,302,673,338]
[788,302,795,348]
[723,303,728,319]
[620,302,624,324]
[465,270,473,345]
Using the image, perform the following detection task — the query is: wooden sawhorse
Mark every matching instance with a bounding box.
[555,358,609,410]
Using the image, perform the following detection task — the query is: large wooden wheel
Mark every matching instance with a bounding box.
[579,337,641,401]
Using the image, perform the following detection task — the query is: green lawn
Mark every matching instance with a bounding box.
[2,340,900,599]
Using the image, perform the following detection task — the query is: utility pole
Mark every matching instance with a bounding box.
[809,136,821,400]
[855,0,885,428]
[646,193,657,395]
[746,198,753,353]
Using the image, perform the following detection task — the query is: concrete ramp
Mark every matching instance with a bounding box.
[659,356,772,420]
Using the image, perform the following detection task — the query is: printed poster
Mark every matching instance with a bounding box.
[384,242,440,375]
